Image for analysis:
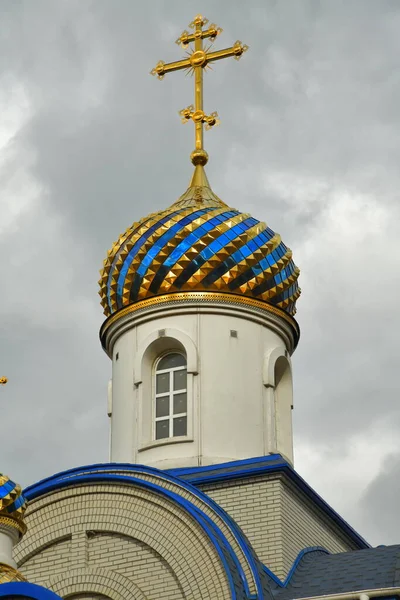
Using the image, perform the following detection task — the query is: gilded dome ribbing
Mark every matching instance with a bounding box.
[0,563,26,583]
[0,473,27,536]
[99,167,300,318]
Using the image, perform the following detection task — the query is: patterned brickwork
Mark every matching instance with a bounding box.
[11,469,361,596]
[201,474,357,580]
[50,569,147,599]
[202,474,285,576]
[70,596,109,599]
[68,596,109,599]
[23,466,258,597]
[280,478,354,575]
[14,484,231,600]
[88,467,257,594]
[87,533,184,599]
[20,537,71,581]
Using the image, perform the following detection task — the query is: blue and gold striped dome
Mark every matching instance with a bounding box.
[0,473,27,535]
[99,168,300,318]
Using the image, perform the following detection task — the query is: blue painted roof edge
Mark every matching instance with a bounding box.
[168,453,285,476]
[0,582,62,598]
[167,454,370,550]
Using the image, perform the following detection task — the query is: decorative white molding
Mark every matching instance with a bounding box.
[263,347,291,388]
[102,298,297,358]
[134,327,199,385]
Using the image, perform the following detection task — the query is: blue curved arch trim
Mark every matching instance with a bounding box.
[24,463,266,599]
[24,467,260,600]
[283,546,330,586]
[0,582,62,599]
[262,546,331,588]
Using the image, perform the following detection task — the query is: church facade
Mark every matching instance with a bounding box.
[1,14,399,600]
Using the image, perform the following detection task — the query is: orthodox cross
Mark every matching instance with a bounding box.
[151,14,248,167]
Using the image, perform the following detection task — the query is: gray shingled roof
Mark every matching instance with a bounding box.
[274,545,400,599]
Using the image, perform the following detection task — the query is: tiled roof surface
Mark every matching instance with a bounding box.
[274,545,400,599]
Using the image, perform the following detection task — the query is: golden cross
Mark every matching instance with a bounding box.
[151,14,248,167]
[0,377,7,385]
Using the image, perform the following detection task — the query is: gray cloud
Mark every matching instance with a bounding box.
[358,454,400,545]
[1,0,399,548]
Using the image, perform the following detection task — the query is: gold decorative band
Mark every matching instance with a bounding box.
[0,563,26,583]
[100,291,299,340]
[0,515,27,536]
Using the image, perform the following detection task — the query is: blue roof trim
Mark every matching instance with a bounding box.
[168,453,285,476]
[24,463,266,600]
[0,582,62,598]
[167,454,370,550]
[282,546,330,587]
[263,546,331,588]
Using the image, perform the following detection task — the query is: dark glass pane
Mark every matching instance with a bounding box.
[173,369,187,391]
[156,419,169,440]
[173,392,187,415]
[156,396,169,418]
[173,416,187,437]
[158,353,186,370]
[156,372,169,394]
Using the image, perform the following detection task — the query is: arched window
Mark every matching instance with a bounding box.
[154,353,187,440]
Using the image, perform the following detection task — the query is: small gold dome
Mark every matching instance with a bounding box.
[0,474,27,536]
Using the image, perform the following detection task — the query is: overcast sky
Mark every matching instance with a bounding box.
[1,0,399,549]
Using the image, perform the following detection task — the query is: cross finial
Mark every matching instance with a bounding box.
[151,15,248,168]
[0,376,7,385]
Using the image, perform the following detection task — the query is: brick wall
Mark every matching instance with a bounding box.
[68,596,109,599]
[201,473,357,580]
[86,533,183,599]
[21,537,71,581]
[280,478,352,574]
[15,483,231,600]
[13,470,361,595]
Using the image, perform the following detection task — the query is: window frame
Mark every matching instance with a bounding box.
[153,352,188,441]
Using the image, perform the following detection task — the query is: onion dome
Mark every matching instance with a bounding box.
[99,166,300,319]
[0,473,27,536]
